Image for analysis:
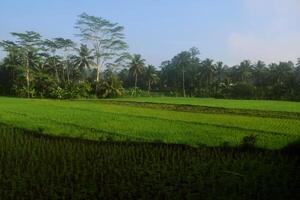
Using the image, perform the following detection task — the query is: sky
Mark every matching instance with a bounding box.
[0,0,299,66]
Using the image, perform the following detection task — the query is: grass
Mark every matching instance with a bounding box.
[113,97,300,113]
[1,125,299,199]
[1,97,300,199]
[0,97,300,149]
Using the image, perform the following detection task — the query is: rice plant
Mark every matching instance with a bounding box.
[0,125,299,199]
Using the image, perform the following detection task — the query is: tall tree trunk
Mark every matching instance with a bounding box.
[26,67,30,98]
[96,67,100,82]
[95,57,100,95]
[96,57,100,82]
[62,68,65,83]
[67,66,70,83]
[182,66,186,97]
[26,57,30,98]
[148,81,151,94]
[135,73,138,90]
[55,68,60,83]
[53,58,60,84]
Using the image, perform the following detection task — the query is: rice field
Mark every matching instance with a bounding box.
[112,97,300,113]
[0,97,300,149]
[0,125,299,199]
[1,97,300,199]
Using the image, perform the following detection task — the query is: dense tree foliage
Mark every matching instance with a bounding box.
[0,13,299,100]
[75,12,129,83]
[0,13,127,99]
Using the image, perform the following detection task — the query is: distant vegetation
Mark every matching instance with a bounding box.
[1,13,300,100]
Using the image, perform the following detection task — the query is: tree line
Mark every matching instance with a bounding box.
[0,13,300,100]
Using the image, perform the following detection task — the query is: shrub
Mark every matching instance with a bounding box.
[241,134,257,148]
[14,86,36,98]
[33,73,57,98]
[50,82,92,99]
[77,82,92,98]
[230,83,255,99]
[124,88,150,97]
[96,73,124,98]
[50,86,65,99]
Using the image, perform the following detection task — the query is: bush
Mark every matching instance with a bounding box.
[50,86,65,99]
[33,73,57,98]
[96,81,124,98]
[77,82,92,98]
[240,134,257,148]
[14,86,36,98]
[95,72,124,98]
[124,88,150,97]
[50,82,92,99]
[63,82,92,99]
[230,83,255,99]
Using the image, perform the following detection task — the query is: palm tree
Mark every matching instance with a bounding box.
[215,62,224,83]
[98,70,123,98]
[239,60,253,83]
[201,59,216,86]
[53,38,75,83]
[253,61,268,87]
[43,39,62,84]
[0,47,23,95]
[129,54,145,90]
[296,58,300,68]
[71,44,95,81]
[145,65,159,93]
[44,55,62,83]
[1,31,42,98]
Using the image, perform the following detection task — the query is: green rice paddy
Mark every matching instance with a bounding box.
[1,97,300,199]
[0,97,300,149]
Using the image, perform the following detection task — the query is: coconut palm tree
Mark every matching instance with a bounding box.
[72,44,94,72]
[129,54,145,90]
[201,58,216,86]
[43,39,63,83]
[71,44,95,81]
[44,55,62,83]
[53,38,75,83]
[97,70,123,98]
[145,65,159,93]
[238,60,253,83]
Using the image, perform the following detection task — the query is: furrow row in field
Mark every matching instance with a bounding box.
[108,97,300,113]
[0,108,292,138]
[100,100,300,120]
[58,102,300,137]
[0,108,298,149]
[1,97,300,149]
[1,111,149,142]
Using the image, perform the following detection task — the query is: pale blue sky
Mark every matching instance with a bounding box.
[0,0,299,66]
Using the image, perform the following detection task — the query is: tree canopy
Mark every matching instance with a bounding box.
[0,13,300,100]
